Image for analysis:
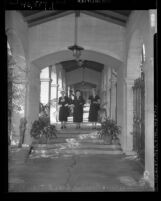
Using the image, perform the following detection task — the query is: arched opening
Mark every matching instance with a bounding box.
[34,50,121,127]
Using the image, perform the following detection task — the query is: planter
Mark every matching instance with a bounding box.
[32,136,47,144]
[112,138,120,145]
[103,135,112,145]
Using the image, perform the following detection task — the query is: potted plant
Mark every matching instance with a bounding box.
[98,117,121,145]
[30,115,57,144]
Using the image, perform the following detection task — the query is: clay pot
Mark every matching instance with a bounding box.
[103,135,112,145]
[112,138,120,145]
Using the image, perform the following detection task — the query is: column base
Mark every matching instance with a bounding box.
[123,150,137,156]
[23,128,32,145]
[143,170,155,190]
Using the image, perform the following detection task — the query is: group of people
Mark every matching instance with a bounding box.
[58,88,100,129]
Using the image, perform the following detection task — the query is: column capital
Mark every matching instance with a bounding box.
[40,78,52,82]
[111,77,117,85]
[51,84,58,87]
[124,78,134,86]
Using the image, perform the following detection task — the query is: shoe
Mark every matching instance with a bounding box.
[61,126,63,129]
[64,126,67,129]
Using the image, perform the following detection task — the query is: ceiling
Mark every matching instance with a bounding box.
[20,10,131,27]
[20,10,130,72]
[61,60,104,73]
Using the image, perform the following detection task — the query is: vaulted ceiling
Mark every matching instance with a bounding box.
[61,60,104,73]
[20,10,130,72]
[20,10,131,27]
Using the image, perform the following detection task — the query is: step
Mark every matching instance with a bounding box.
[32,143,121,150]
[31,149,123,156]
[58,129,92,135]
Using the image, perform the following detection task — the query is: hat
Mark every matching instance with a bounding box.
[75,89,81,94]
[60,89,65,93]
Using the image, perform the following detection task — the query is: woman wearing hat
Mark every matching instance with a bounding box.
[58,90,69,129]
[72,90,85,129]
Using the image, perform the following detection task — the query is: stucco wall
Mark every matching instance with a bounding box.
[66,68,101,86]
[29,13,125,62]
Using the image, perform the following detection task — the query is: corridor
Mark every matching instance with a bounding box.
[6,10,156,191]
[9,127,152,192]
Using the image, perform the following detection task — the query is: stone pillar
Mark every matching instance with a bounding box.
[56,63,63,98]
[111,75,117,121]
[48,65,52,123]
[123,78,134,154]
[116,64,125,150]
[50,65,58,124]
[24,63,40,145]
[106,67,112,118]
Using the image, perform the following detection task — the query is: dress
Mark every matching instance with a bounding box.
[68,94,75,116]
[73,96,85,123]
[58,96,69,122]
[88,95,100,122]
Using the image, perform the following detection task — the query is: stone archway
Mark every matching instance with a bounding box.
[27,50,122,132]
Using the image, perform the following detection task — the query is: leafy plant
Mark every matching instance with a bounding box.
[30,116,57,143]
[98,117,121,140]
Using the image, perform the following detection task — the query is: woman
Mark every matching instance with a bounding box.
[68,89,75,116]
[58,90,69,129]
[72,90,85,129]
[88,88,101,129]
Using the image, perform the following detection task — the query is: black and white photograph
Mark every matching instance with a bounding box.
[5,0,158,192]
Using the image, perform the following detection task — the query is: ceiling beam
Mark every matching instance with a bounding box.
[95,10,128,21]
[81,10,126,27]
[24,11,54,21]
[27,10,75,27]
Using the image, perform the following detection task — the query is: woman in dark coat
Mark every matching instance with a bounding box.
[72,90,85,129]
[58,90,69,129]
[88,88,100,129]
[68,89,75,116]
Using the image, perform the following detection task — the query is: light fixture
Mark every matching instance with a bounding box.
[81,65,86,86]
[68,11,84,61]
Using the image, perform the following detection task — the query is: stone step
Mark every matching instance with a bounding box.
[31,149,123,156]
[32,137,120,145]
[32,143,121,150]
[57,130,92,135]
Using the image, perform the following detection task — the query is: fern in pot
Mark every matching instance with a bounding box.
[30,115,57,144]
[98,117,121,145]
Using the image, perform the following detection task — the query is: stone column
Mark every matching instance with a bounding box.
[106,67,111,118]
[48,65,52,123]
[50,65,58,124]
[24,63,40,145]
[111,75,117,121]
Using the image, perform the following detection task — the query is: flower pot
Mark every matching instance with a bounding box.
[112,138,120,145]
[103,135,112,145]
[32,135,47,144]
